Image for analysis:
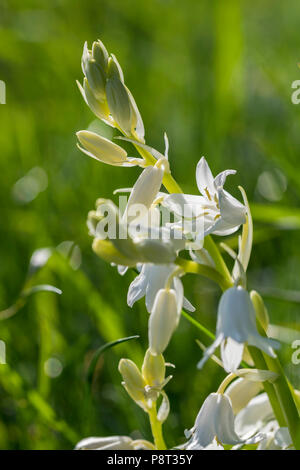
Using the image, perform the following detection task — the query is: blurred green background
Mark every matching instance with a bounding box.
[0,0,300,449]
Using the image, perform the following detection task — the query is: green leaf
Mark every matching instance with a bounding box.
[86,335,139,387]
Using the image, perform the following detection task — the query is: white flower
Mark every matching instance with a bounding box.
[127,263,194,313]
[235,393,293,450]
[163,157,246,243]
[198,286,279,372]
[184,393,243,449]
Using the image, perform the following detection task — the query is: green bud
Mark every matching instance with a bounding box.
[250,290,269,332]
[77,78,110,121]
[107,55,124,82]
[84,60,106,101]
[118,359,146,404]
[106,76,132,134]
[142,349,165,387]
[92,40,109,72]
[92,239,137,267]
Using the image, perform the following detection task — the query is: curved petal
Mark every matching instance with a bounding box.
[196,157,215,197]
[214,170,236,189]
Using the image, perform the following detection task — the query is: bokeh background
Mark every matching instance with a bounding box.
[0,0,300,449]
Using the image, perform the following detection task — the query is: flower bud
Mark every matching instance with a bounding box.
[106,76,132,134]
[107,55,124,82]
[123,166,164,224]
[77,130,128,166]
[92,239,137,267]
[81,41,108,101]
[250,290,269,332]
[118,358,146,404]
[142,349,165,387]
[92,40,109,73]
[149,288,179,355]
[84,60,106,101]
[77,78,110,121]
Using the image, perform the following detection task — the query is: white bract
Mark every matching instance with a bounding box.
[198,286,279,372]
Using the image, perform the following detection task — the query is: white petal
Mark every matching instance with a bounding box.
[196,157,215,197]
[235,393,274,440]
[221,338,244,372]
[225,377,262,415]
[127,265,148,307]
[214,169,236,189]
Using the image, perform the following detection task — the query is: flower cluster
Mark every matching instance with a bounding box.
[74,40,300,451]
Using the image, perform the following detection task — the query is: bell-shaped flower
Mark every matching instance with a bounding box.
[75,435,154,450]
[198,286,279,372]
[184,393,243,449]
[163,157,246,243]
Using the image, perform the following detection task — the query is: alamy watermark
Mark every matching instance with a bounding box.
[291,339,300,365]
[0,80,6,104]
[291,80,300,104]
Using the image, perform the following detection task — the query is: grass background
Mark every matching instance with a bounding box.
[0,0,300,449]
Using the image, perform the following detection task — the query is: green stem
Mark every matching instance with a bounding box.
[176,257,232,291]
[148,403,167,450]
[204,236,233,287]
[263,353,300,449]
[247,346,286,428]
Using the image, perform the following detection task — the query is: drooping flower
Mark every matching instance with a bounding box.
[198,286,279,372]
[184,393,244,449]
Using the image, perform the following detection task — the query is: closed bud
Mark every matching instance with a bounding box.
[84,60,106,101]
[92,40,109,72]
[77,130,128,166]
[142,348,165,387]
[106,76,132,134]
[107,55,124,82]
[250,290,269,332]
[118,359,146,404]
[149,288,179,355]
[92,239,137,267]
[77,78,110,121]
